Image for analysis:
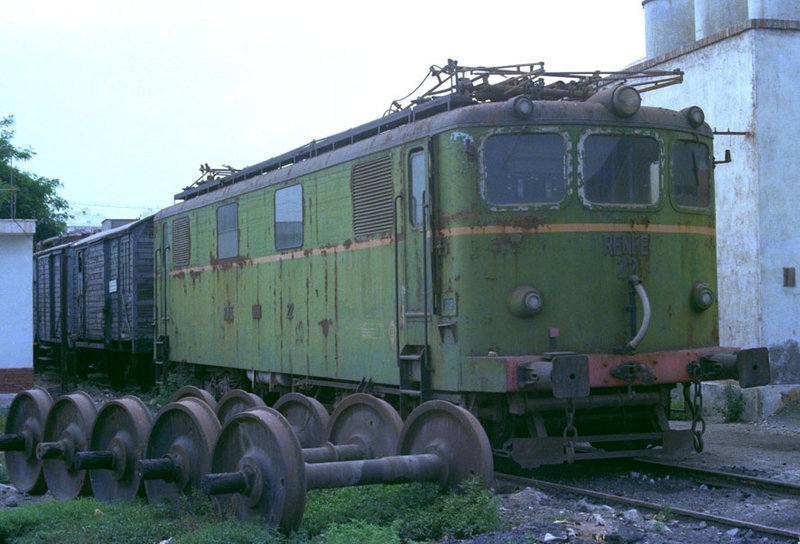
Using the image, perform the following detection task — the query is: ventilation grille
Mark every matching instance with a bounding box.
[172,217,191,268]
[351,155,394,237]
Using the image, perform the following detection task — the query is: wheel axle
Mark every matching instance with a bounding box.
[73,450,116,471]
[137,457,181,482]
[202,400,493,532]
[0,433,27,452]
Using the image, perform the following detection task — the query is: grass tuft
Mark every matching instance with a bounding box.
[720,383,746,422]
[0,478,501,543]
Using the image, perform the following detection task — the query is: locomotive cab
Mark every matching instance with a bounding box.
[421,85,769,466]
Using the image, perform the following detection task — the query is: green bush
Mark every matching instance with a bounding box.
[719,384,745,422]
[305,479,500,542]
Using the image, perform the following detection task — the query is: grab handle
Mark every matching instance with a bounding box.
[626,276,651,350]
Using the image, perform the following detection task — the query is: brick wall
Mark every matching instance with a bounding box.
[0,368,35,393]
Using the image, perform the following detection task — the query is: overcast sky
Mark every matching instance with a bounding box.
[1,1,646,221]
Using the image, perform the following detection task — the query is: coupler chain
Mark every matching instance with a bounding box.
[562,399,578,463]
[683,380,706,452]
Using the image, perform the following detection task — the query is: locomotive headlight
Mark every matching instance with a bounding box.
[682,106,705,128]
[506,95,534,120]
[690,282,715,312]
[508,285,543,317]
[610,85,641,118]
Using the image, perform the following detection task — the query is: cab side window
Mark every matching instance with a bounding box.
[409,150,426,226]
[217,203,238,259]
[275,185,303,250]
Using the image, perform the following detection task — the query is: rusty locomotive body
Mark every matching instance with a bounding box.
[30,63,770,471]
[151,63,769,467]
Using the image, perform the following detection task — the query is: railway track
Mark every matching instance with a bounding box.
[495,469,800,541]
[630,458,800,498]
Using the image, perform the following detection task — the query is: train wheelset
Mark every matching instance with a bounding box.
[0,387,494,531]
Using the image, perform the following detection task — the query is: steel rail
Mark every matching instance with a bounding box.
[495,472,800,540]
[631,458,800,497]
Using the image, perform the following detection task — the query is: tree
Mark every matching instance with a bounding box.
[0,115,69,242]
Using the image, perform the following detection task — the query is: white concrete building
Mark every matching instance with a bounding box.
[0,219,36,393]
[633,0,800,383]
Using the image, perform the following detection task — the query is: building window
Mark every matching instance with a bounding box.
[217,203,238,259]
[484,133,566,205]
[275,185,303,250]
[583,134,660,205]
[784,267,796,288]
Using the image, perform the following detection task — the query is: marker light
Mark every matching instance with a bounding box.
[691,282,715,312]
[507,95,534,120]
[682,106,705,128]
[610,85,642,118]
[508,285,544,317]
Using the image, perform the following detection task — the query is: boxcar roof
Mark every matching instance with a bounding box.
[33,239,75,258]
[71,214,155,249]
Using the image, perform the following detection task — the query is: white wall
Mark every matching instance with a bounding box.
[635,7,800,382]
[753,30,800,381]
[0,220,35,369]
[639,31,763,349]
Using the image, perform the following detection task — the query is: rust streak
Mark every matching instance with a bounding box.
[318,318,333,338]
[167,223,715,278]
[442,223,716,236]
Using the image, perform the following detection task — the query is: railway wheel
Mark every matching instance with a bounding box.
[202,400,494,531]
[204,407,306,531]
[38,391,98,499]
[1,387,53,494]
[399,400,494,488]
[169,385,218,412]
[273,393,329,448]
[326,393,403,458]
[139,397,220,503]
[216,389,266,426]
[81,396,153,502]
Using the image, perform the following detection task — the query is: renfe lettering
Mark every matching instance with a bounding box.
[602,233,650,256]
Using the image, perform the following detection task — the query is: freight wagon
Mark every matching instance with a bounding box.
[33,218,154,386]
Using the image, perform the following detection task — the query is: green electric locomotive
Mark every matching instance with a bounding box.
[154,62,769,467]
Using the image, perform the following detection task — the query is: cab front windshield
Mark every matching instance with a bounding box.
[484,133,566,205]
[583,134,660,206]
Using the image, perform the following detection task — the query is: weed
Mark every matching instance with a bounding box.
[719,384,745,422]
[315,519,400,544]
[656,505,673,522]
[435,478,502,538]
[138,365,186,411]
[305,479,500,542]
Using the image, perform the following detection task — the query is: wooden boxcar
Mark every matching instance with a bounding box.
[33,233,91,369]
[70,216,155,385]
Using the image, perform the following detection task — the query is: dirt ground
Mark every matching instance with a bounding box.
[456,399,800,544]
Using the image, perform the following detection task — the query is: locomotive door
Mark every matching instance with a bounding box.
[398,144,434,401]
